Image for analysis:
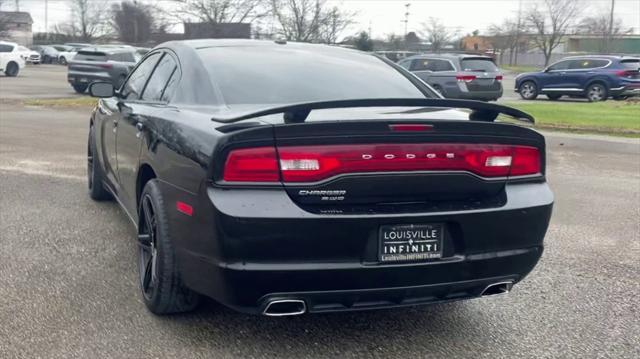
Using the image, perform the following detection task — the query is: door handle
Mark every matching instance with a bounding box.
[136,122,144,131]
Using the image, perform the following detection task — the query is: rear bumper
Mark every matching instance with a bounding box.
[168,182,553,314]
[610,85,640,97]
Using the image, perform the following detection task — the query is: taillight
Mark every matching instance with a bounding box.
[222,147,279,182]
[99,63,113,69]
[222,144,541,183]
[495,75,503,82]
[456,74,476,83]
[277,144,540,182]
[615,70,636,78]
[510,146,541,176]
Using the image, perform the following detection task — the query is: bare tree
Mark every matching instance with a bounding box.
[271,0,324,42]
[578,14,630,53]
[420,18,452,52]
[57,0,109,41]
[111,1,155,44]
[317,6,355,44]
[174,0,267,24]
[488,19,524,65]
[526,0,582,66]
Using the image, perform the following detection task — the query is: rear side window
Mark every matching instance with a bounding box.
[460,58,498,72]
[434,60,455,71]
[0,44,14,52]
[120,53,162,100]
[411,59,436,71]
[568,59,609,69]
[141,54,178,102]
[75,51,107,61]
[620,59,640,70]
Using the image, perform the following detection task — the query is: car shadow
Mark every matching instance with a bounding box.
[156,297,485,356]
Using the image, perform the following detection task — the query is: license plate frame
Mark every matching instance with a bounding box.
[378,224,443,263]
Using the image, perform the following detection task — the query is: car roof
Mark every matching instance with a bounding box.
[406,53,493,61]
[78,47,136,54]
[560,55,637,60]
[0,40,18,46]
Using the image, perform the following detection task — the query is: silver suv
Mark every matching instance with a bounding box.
[399,54,503,101]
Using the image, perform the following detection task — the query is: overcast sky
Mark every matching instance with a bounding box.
[6,0,640,38]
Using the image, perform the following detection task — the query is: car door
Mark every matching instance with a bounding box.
[111,52,162,210]
[117,52,180,215]
[540,60,571,91]
[571,59,610,89]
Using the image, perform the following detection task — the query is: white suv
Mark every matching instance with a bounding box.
[0,41,26,77]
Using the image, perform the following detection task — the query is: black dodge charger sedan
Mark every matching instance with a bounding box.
[86,39,553,316]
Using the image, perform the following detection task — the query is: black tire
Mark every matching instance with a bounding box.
[4,62,19,77]
[518,81,538,100]
[138,180,201,314]
[546,94,562,100]
[586,83,608,102]
[59,56,68,66]
[72,84,88,93]
[88,126,112,201]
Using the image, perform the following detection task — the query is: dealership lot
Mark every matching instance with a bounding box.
[1,68,639,358]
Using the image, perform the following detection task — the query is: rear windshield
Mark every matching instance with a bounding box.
[75,51,107,61]
[198,45,428,105]
[460,58,498,72]
[620,59,640,70]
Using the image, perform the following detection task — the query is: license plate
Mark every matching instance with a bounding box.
[379,224,443,262]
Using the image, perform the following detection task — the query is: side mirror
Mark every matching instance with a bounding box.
[89,82,115,98]
[543,67,551,73]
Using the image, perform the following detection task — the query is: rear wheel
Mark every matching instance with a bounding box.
[59,56,68,66]
[72,84,88,93]
[586,83,608,102]
[4,62,19,77]
[138,180,201,314]
[546,94,562,100]
[88,127,112,201]
[518,81,537,100]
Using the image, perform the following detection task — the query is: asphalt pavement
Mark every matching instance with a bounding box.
[1,67,639,359]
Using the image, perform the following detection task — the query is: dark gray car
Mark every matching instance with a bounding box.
[67,48,141,93]
[399,54,503,101]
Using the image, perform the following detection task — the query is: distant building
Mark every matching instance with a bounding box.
[0,11,33,46]
[183,22,251,40]
[565,35,640,54]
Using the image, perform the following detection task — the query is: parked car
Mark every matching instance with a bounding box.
[0,41,26,76]
[399,54,503,101]
[86,40,553,316]
[32,45,60,64]
[15,45,41,64]
[515,56,640,102]
[52,45,78,65]
[67,47,141,93]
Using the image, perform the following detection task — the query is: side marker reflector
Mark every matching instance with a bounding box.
[176,201,193,216]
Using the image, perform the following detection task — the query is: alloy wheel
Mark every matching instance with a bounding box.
[138,194,158,300]
[520,82,536,99]
[587,85,605,102]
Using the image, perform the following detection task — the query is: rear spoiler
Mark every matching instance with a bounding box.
[210,98,534,124]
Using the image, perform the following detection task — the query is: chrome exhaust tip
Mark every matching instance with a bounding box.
[262,299,307,316]
[481,281,514,297]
